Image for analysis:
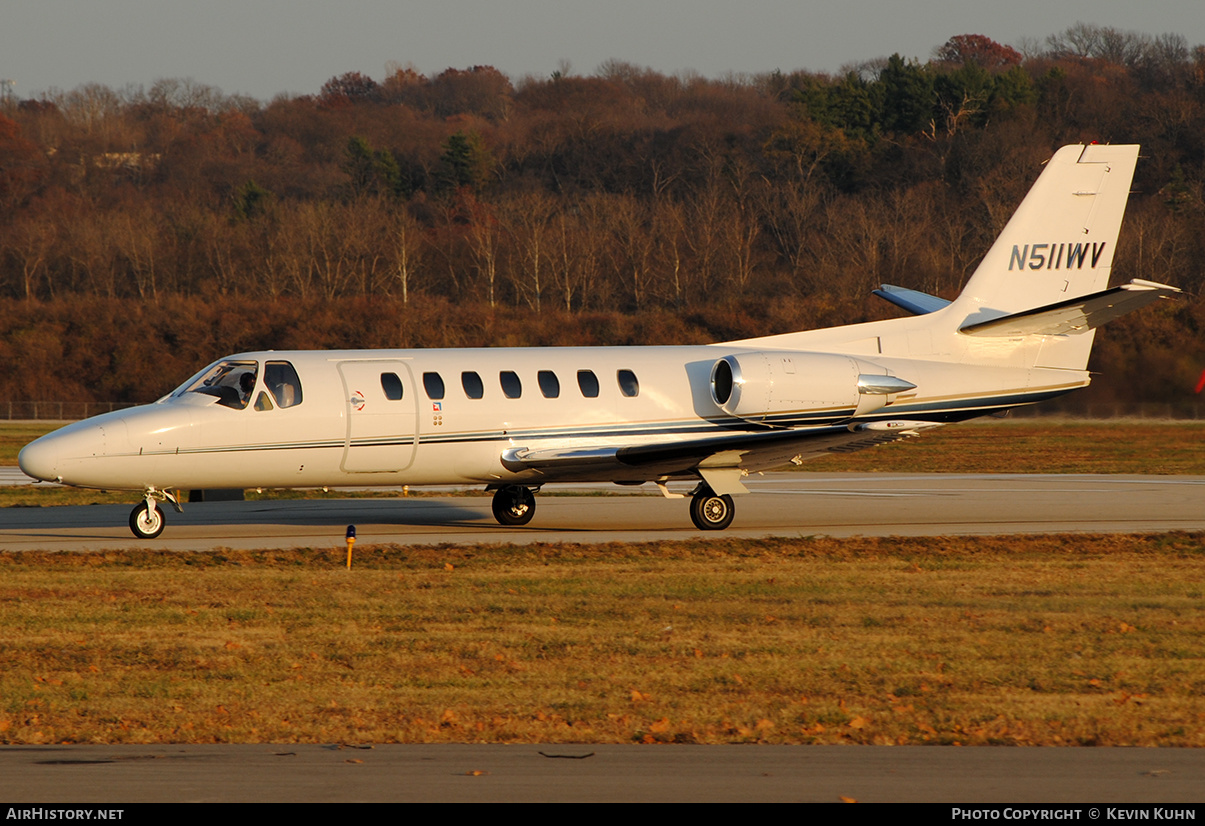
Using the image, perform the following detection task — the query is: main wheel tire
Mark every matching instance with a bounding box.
[129,501,166,539]
[491,486,536,526]
[689,489,735,531]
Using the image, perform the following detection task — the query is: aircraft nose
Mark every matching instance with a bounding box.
[18,437,59,483]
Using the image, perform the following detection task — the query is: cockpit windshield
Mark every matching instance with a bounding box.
[173,360,259,410]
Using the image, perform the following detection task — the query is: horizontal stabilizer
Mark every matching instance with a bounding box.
[873,284,952,316]
[958,279,1180,338]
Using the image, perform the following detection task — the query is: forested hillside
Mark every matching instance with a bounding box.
[1,26,1202,410]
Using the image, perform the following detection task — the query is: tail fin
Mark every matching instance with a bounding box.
[738,144,1175,368]
[945,144,1142,370]
[949,144,1138,325]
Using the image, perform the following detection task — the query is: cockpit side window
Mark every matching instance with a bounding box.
[176,360,260,410]
[264,361,303,408]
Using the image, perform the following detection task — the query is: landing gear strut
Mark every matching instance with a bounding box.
[491,485,537,526]
[689,486,735,531]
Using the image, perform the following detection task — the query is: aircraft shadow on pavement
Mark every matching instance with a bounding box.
[0,498,491,533]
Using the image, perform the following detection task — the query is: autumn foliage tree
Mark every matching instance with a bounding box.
[935,34,1023,71]
[0,27,1203,410]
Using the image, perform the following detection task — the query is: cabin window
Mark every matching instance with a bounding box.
[538,370,560,398]
[423,372,445,400]
[617,369,640,398]
[380,372,404,401]
[577,370,599,398]
[264,361,303,408]
[461,371,484,399]
[500,371,522,399]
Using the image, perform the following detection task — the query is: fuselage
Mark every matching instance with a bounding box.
[18,343,1086,493]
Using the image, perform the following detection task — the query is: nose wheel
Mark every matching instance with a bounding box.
[491,485,537,526]
[128,488,180,538]
[689,487,735,531]
[129,501,166,539]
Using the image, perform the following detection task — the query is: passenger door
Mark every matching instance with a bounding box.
[337,360,418,473]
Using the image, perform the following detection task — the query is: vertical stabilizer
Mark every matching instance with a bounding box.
[950,144,1138,324]
[731,144,1148,370]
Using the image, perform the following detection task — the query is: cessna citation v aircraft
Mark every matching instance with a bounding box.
[19,144,1180,538]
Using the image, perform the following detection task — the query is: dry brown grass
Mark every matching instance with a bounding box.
[804,419,1205,474]
[2,534,1204,747]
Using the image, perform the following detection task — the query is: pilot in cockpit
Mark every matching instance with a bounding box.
[238,371,256,407]
[176,359,297,411]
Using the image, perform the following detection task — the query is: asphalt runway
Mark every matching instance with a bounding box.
[1,472,1203,551]
[2,743,1204,803]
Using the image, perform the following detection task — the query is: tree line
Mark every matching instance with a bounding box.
[0,25,1202,407]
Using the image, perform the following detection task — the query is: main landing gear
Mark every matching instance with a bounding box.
[689,485,735,531]
[487,482,737,531]
[491,485,537,526]
[129,488,182,539]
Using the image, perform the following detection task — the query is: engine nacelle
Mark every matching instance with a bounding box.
[709,351,915,424]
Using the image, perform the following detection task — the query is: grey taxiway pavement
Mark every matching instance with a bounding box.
[2,743,1204,803]
[1,472,1203,550]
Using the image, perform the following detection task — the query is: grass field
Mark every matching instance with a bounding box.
[2,534,1204,747]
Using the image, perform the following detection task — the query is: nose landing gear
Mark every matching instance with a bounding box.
[129,501,165,539]
[128,488,182,539]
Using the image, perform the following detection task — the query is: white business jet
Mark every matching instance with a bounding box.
[19,144,1179,538]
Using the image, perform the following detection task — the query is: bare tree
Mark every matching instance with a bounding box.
[683,179,730,302]
[758,180,824,294]
[652,198,688,308]
[1046,22,1103,58]
[460,193,503,308]
[551,194,610,311]
[385,204,426,304]
[5,216,55,299]
[112,206,159,299]
[501,190,556,312]
[607,194,655,310]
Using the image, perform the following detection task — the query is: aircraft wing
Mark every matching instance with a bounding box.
[500,420,942,488]
[959,279,1180,337]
